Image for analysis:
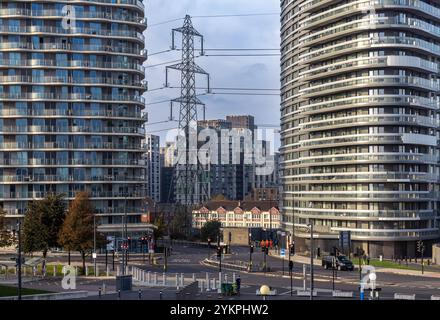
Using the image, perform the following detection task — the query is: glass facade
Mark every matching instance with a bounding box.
[0,0,149,235]
[280,0,440,257]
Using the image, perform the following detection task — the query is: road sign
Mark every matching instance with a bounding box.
[92,253,97,259]
[280,248,286,258]
[106,236,115,251]
[339,231,351,252]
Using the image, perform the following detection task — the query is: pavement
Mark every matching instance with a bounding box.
[1,243,440,300]
[268,251,440,279]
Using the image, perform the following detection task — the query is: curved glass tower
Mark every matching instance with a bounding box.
[0,0,149,237]
[281,0,440,258]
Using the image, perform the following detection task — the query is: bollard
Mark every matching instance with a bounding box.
[233,272,236,283]
[303,264,307,291]
[206,273,210,291]
[200,280,204,293]
[85,265,89,276]
[192,273,196,282]
[103,283,106,294]
[160,291,163,300]
[218,272,222,290]
[118,289,121,300]
[175,273,179,289]
[138,289,142,300]
[163,272,166,286]
[99,287,102,299]
[96,265,99,277]
[154,272,158,285]
[116,265,120,276]
[147,271,151,284]
[106,265,110,277]
[180,273,184,286]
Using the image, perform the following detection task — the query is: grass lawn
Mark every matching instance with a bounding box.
[0,285,52,297]
[364,259,418,270]
[355,258,440,271]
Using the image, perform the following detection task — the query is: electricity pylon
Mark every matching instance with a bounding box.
[165,15,210,209]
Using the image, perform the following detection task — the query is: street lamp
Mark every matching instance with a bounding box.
[248,232,253,272]
[93,214,97,277]
[16,219,22,300]
[260,285,270,301]
[307,220,314,301]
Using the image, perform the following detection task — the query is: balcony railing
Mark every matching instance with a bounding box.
[0,191,146,200]
[0,159,145,166]
[0,92,145,104]
[0,8,145,24]
[0,25,144,41]
[0,175,145,183]
[0,141,144,150]
[0,125,145,135]
[0,75,144,88]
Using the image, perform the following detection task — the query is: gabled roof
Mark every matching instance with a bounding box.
[199,200,279,212]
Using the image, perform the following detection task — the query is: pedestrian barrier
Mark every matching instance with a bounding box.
[394,293,416,300]
[256,289,277,296]
[176,281,199,300]
[332,291,353,298]
[297,290,317,297]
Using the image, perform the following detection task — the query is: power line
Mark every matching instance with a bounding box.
[192,13,280,18]
[148,49,173,56]
[148,18,184,27]
[166,86,279,91]
[148,12,279,28]
[204,54,280,57]
[146,59,183,69]
[209,92,279,96]
[146,127,179,133]
[145,120,178,126]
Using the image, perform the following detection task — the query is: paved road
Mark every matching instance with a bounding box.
[2,243,440,300]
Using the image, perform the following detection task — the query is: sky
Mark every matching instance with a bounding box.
[144,0,281,147]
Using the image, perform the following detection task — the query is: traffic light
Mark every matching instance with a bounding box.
[217,246,222,258]
[250,245,254,254]
[417,240,425,253]
[290,243,295,255]
[207,238,211,247]
[289,260,294,271]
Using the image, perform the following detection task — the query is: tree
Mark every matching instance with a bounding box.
[153,216,166,240]
[22,194,66,258]
[0,209,12,248]
[201,220,222,242]
[58,192,103,274]
[211,194,227,201]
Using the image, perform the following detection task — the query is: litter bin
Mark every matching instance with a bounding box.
[116,275,132,291]
[221,283,234,296]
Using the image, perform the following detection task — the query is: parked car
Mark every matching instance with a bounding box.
[322,255,354,271]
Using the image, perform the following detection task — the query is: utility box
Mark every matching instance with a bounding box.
[116,275,132,291]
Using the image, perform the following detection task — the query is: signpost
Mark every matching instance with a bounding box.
[339,231,351,257]
[280,249,286,275]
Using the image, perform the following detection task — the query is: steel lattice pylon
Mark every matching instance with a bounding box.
[166,15,210,207]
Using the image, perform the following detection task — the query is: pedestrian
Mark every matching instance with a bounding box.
[235,275,241,296]
[367,255,370,265]
[41,260,46,277]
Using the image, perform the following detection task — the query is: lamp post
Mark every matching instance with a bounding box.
[16,219,22,300]
[93,214,97,277]
[307,220,314,300]
[248,233,253,272]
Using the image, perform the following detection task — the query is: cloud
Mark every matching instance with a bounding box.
[144,0,281,148]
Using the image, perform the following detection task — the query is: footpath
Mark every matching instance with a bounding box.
[269,251,440,279]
